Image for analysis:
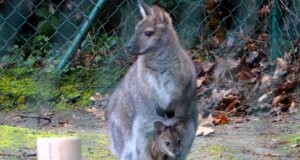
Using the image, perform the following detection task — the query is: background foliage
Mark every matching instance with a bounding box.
[0,0,299,111]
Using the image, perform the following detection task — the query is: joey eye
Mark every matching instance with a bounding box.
[165,141,170,146]
[177,140,181,144]
[144,31,154,37]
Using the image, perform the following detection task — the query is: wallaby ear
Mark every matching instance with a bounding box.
[151,5,172,25]
[154,121,166,134]
[137,0,151,18]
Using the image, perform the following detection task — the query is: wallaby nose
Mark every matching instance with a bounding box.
[125,44,133,53]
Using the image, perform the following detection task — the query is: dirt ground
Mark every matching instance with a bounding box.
[0,108,299,160]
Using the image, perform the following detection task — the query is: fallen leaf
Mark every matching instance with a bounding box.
[271,94,297,115]
[215,94,238,112]
[202,62,216,73]
[272,95,288,107]
[85,107,98,113]
[288,100,298,114]
[197,76,207,88]
[198,113,214,127]
[213,114,229,125]
[274,78,297,95]
[237,56,252,81]
[196,126,215,136]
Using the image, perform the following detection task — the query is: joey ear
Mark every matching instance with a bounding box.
[151,5,172,25]
[138,0,151,18]
[154,121,166,134]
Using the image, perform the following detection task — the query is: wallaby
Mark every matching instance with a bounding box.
[121,118,184,160]
[108,1,198,159]
[150,121,183,160]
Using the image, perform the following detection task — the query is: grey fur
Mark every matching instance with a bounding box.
[108,2,198,160]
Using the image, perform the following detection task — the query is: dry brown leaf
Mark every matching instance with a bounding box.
[197,76,207,88]
[196,126,215,136]
[289,101,298,114]
[203,62,216,73]
[237,56,252,81]
[274,78,297,95]
[216,94,238,111]
[272,94,297,115]
[272,95,288,107]
[85,107,98,113]
[213,114,229,125]
[198,113,214,127]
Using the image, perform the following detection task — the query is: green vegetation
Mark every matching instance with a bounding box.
[0,125,115,160]
[0,32,125,111]
[288,131,300,145]
[189,144,238,160]
[0,64,124,111]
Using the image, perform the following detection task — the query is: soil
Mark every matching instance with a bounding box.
[0,108,299,160]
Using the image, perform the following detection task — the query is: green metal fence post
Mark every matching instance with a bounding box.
[56,0,107,73]
[269,0,281,61]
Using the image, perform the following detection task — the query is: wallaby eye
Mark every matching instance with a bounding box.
[144,31,154,37]
[165,141,170,146]
[178,140,181,144]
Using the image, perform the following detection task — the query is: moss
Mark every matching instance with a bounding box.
[0,63,125,111]
[189,144,238,160]
[206,145,237,159]
[288,131,300,145]
[0,68,91,110]
[80,134,115,160]
[0,125,58,150]
[0,126,115,160]
[60,85,82,100]
[206,145,223,154]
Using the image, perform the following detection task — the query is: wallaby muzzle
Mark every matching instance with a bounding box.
[125,37,142,55]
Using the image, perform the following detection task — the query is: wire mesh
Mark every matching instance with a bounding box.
[0,0,299,109]
[0,0,300,159]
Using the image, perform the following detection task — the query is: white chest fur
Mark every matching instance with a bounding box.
[146,73,176,110]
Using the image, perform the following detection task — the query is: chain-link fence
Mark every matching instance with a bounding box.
[0,0,299,111]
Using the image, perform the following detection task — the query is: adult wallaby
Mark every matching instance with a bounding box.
[107,1,198,159]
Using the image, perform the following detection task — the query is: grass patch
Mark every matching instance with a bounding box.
[0,125,115,160]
